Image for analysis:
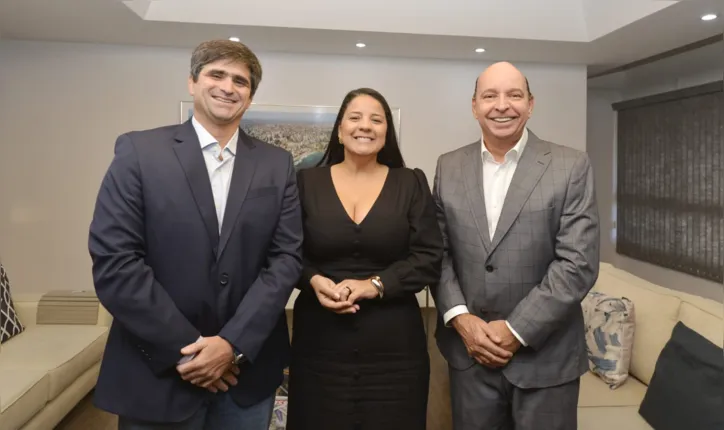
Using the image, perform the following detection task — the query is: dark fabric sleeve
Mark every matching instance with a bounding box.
[296,169,321,290]
[218,152,303,362]
[378,168,444,300]
[88,134,200,375]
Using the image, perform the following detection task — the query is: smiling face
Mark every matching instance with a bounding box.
[338,94,387,158]
[187,58,253,127]
[472,62,534,145]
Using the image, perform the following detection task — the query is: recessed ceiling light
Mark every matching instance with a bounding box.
[701,13,717,21]
[356,42,366,48]
[475,48,486,53]
[229,37,240,42]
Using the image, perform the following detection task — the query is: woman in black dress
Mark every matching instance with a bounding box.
[286,88,444,430]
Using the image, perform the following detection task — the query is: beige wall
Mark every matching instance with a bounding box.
[587,88,619,264]
[0,40,587,298]
[587,69,724,302]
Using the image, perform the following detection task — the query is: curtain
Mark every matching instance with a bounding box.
[614,82,723,283]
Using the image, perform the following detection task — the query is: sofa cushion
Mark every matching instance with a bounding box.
[638,321,724,430]
[578,406,652,430]
[678,302,723,348]
[0,368,49,430]
[0,325,108,400]
[591,270,680,385]
[0,262,25,343]
[670,289,723,318]
[578,371,647,407]
[582,291,635,388]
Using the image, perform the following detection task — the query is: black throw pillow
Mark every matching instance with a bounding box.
[1,262,26,343]
[638,321,723,430]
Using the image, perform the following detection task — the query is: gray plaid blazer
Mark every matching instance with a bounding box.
[431,129,600,389]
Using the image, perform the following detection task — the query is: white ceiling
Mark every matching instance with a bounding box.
[0,0,722,71]
[588,39,723,89]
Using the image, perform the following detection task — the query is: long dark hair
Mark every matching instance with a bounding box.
[317,88,405,168]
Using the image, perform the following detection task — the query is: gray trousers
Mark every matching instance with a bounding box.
[450,364,579,430]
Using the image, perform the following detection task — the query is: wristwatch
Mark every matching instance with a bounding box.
[370,276,384,299]
[232,349,247,365]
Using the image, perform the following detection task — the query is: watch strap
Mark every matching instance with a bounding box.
[370,276,384,299]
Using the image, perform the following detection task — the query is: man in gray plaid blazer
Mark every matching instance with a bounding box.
[431,61,600,430]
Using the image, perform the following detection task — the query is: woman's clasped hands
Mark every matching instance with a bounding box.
[309,275,380,314]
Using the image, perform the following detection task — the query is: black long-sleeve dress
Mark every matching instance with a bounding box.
[286,165,444,430]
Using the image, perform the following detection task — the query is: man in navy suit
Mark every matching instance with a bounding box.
[88,39,303,429]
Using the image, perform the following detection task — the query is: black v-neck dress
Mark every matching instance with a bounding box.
[286,166,444,430]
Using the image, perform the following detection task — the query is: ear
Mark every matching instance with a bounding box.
[528,94,535,116]
[243,96,254,110]
[187,75,195,97]
[471,98,479,120]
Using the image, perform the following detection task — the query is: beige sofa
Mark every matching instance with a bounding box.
[0,293,111,430]
[577,262,723,430]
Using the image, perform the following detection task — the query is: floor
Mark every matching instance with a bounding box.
[55,308,452,430]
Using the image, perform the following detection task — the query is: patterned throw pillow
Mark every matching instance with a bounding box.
[582,291,636,389]
[1,262,25,343]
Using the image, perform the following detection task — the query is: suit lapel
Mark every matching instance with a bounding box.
[461,141,492,252]
[217,129,257,258]
[489,132,551,252]
[173,121,220,254]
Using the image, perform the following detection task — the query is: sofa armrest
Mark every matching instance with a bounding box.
[10,292,113,327]
[97,303,113,327]
[10,293,43,328]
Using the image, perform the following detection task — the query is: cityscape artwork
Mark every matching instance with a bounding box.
[180,102,401,170]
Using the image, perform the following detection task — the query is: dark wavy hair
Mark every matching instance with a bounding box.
[317,88,405,168]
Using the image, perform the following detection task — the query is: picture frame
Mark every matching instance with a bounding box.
[179,102,402,170]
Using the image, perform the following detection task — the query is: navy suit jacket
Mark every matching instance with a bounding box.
[88,120,303,422]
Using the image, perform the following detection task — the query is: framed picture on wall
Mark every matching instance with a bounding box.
[179,102,401,171]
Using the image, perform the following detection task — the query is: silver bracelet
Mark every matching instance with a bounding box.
[370,276,384,299]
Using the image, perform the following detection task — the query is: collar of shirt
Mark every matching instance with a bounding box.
[191,115,239,156]
[481,127,529,164]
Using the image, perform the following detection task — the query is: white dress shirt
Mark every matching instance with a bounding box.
[443,128,529,347]
[178,117,239,364]
[193,116,239,232]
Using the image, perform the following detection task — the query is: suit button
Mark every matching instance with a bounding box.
[220,273,229,286]
[486,265,494,272]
